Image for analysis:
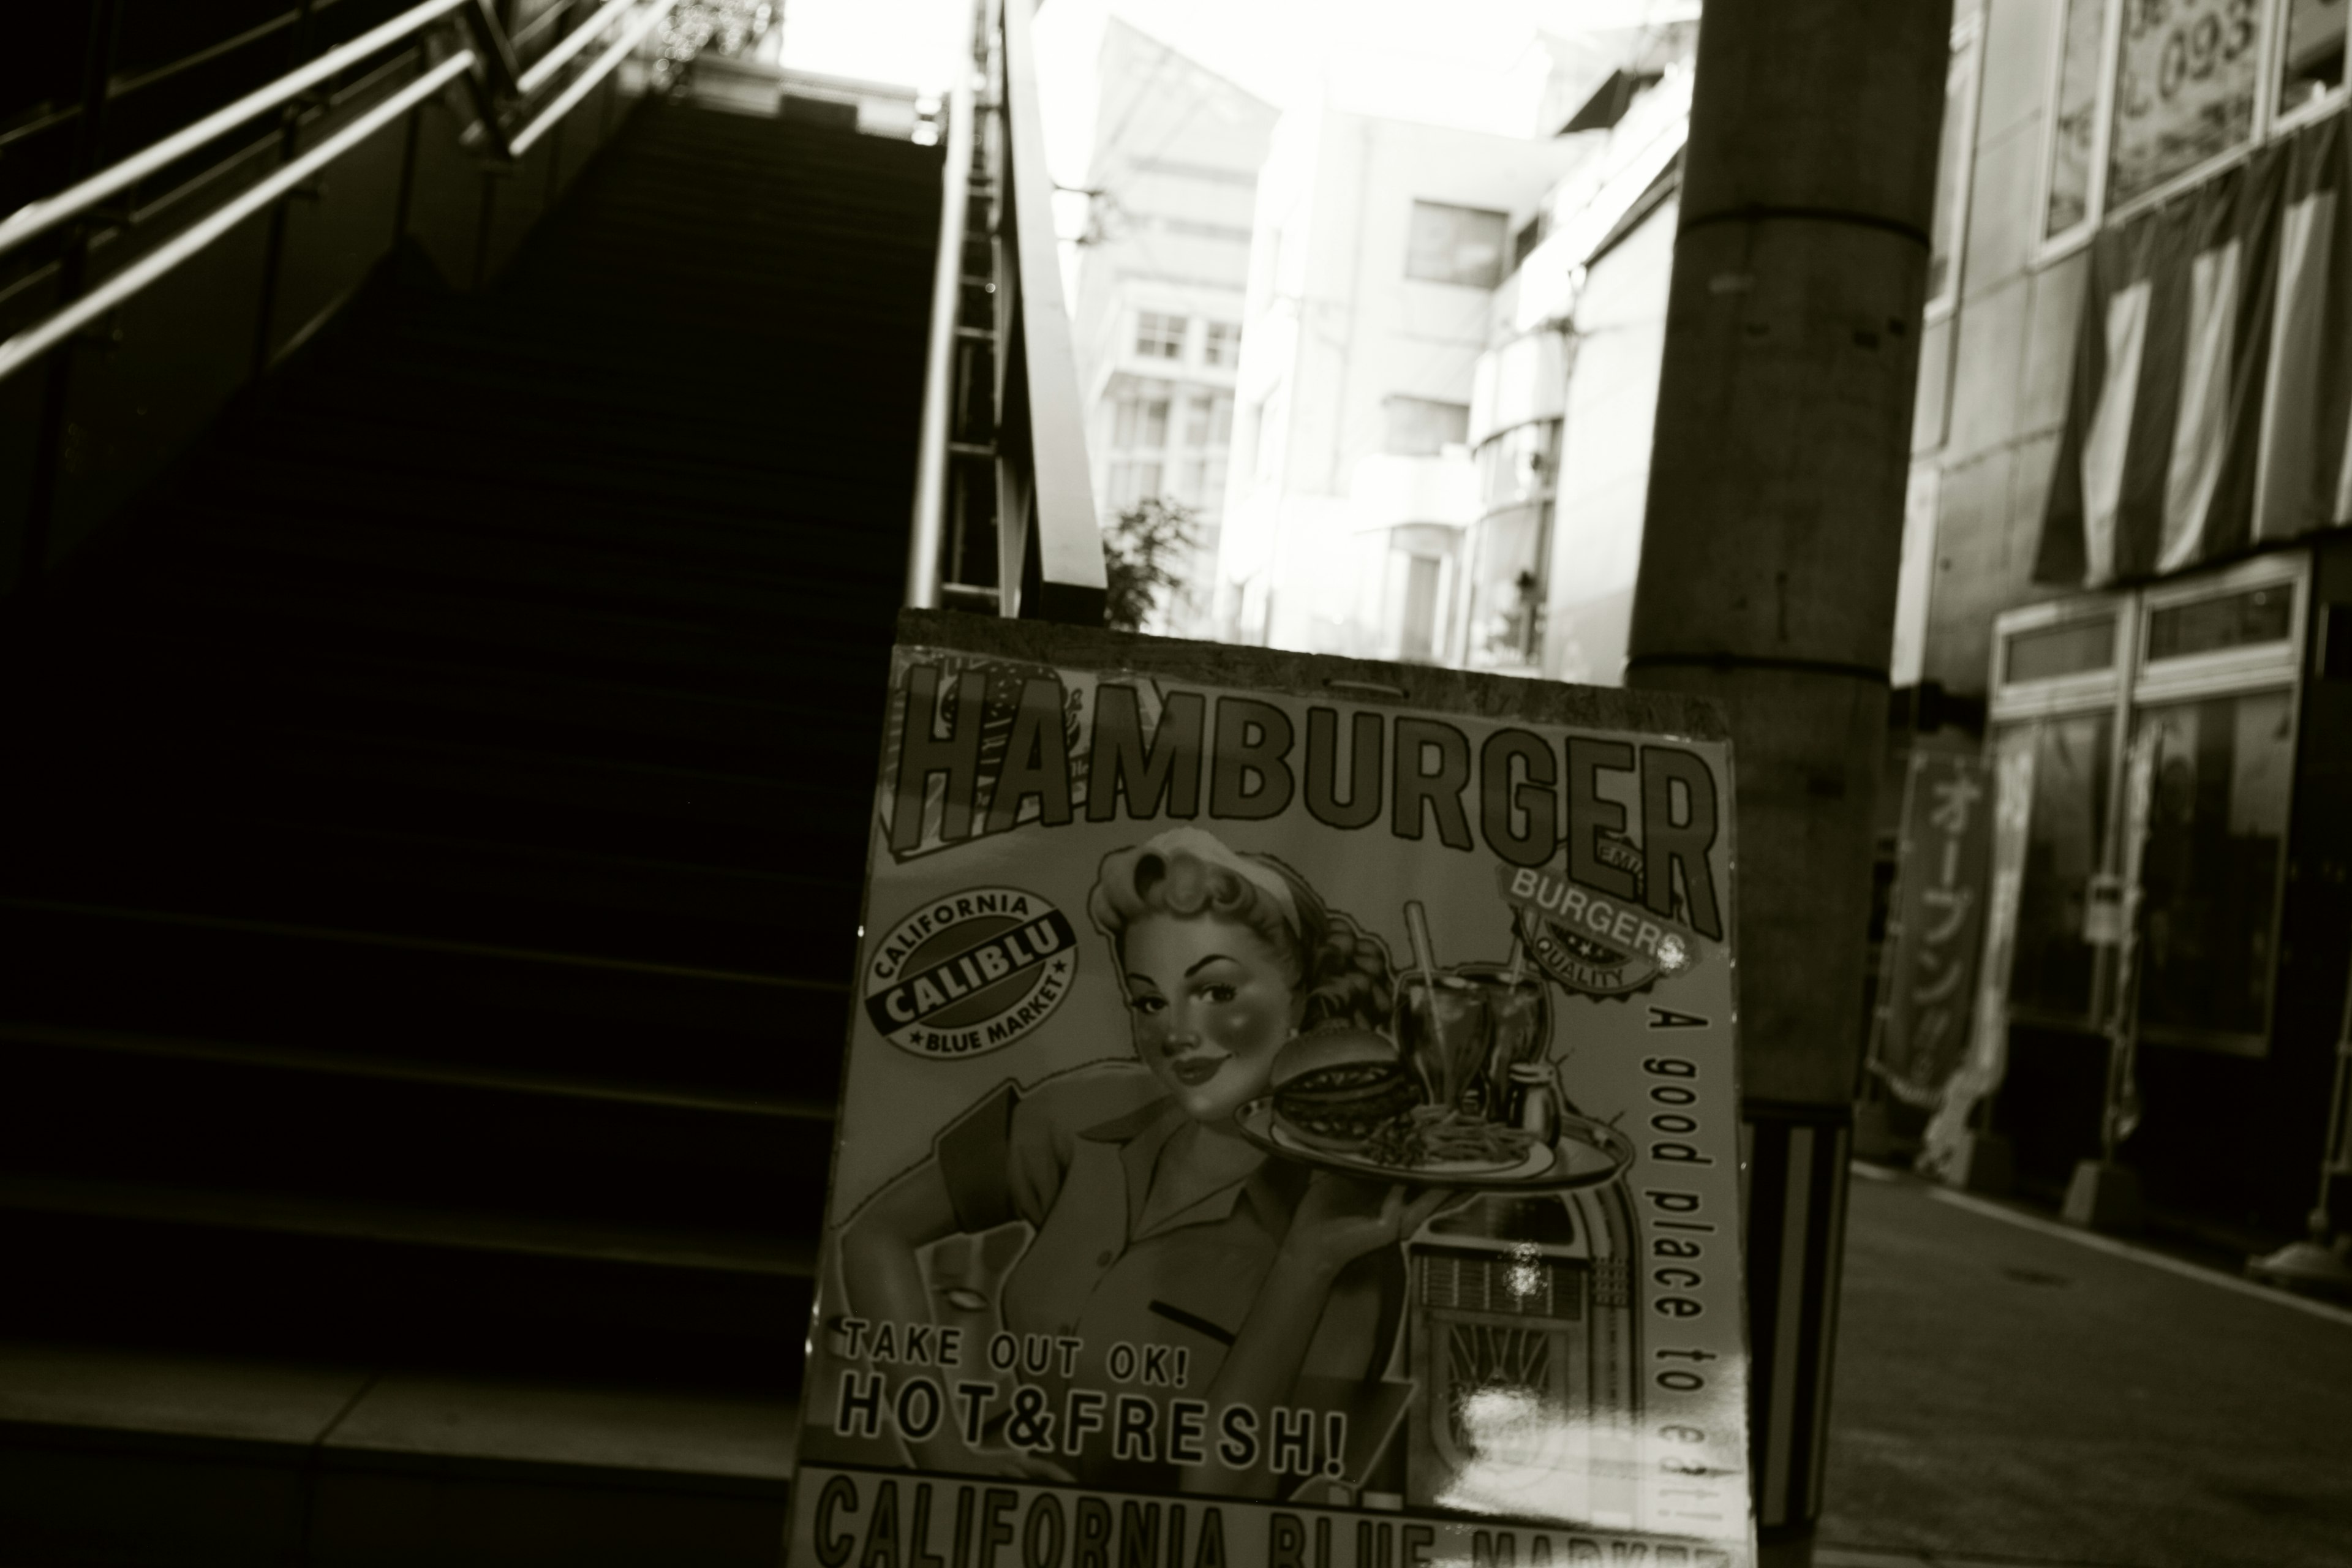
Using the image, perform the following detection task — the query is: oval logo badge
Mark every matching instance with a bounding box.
[862,887,1079,1058]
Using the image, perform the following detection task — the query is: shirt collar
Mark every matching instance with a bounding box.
[1079,1095,1297,1242]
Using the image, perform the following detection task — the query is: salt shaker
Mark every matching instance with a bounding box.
[1505,1062,1559,1145]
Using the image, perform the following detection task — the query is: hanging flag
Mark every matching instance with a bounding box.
[1920,737,2036,1180]
[2255,113,2352,543]
[2040,143,2285,587]
[1867,752,1996,1110]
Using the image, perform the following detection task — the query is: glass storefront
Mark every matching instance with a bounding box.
[2007,714,2114,1025]
[2133,688,2294,1044]
[1988,556,2306,1055]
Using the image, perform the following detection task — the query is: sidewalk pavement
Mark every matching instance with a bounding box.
[1809,1166,2352,1568]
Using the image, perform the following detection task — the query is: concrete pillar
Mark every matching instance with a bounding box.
[1623,2,1952,1559]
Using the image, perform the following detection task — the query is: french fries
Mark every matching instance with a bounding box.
[1362,1105,1536,1169]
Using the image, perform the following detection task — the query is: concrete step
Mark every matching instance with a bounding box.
[0,1339,797,1568]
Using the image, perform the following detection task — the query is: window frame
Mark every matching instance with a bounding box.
[1987,550,2311,1053]
[1403,200,1513,290]
[1381,394,1474,458]
[1200,320,1239,369]
[1134,311,1189,362]
[2267,0,2350,137]
[2035,0,2290,265]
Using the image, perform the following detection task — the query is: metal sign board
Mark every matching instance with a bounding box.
[788,612,1755,1567]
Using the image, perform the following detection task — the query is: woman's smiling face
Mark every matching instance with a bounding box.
[1122,911,1305,1123]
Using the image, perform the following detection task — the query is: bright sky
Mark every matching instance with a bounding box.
[779,0,1702,189]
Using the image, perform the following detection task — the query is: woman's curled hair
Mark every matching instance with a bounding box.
[1090,835,1392,1031]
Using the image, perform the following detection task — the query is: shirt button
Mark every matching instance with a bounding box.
[1095,1250,1115,1265]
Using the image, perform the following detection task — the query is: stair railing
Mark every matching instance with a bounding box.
[0,0,684,600]
[0,0,678,389]
[906,0,1107,626]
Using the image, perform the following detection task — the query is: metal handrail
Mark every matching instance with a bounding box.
[0,51,480,388]
[511,0,677,156]
[905,0,978,611]
[517,0,646,95]
[905,0,1105,625]
[0,0,473,265]
[0,0,682,393]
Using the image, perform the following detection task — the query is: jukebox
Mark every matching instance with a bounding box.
[1404,1180,1642,1528]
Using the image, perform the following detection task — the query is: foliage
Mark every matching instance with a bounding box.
[1101,497,1199,633]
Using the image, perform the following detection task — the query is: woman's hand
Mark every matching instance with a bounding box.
[1278,1172,1455,1278]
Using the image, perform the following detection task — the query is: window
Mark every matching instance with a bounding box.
[1398,554,1445,661]
[1988,555,2306,1051]
[1180,391,1234,451]
[1108,461,1164,510]
[1201,321,1239,368]
[2007,713,2115,1022]
[1114,393,1170,449]
[2145,584,2292,657]
[1102,382,1186,514]
[2133,689,2293,1043]
[2041,0,2316,249]
[1478,421,1559,509]
[1926,17,1982,315]
[1135,311,1187,360]
[1405,201,1510,288]
[2046,0,2107,238]
[2004,614,2118,682]
[2279,0,2346,115]
[1175,455,1229,512]
[1461,505,1547,674]
[1383,396,1471,457]
[2108,0,2259,208]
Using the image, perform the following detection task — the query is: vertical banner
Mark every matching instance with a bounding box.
[790,613,1755,1568]
[1868,752,1995,1109]
[1921,738,2037,1177]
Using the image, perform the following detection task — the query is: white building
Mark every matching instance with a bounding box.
[1066,21,1277,633]
[1215,107,1591,658]
[1474,37,1694,684]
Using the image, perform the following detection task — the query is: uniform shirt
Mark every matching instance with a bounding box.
[935,1061,1403,1490]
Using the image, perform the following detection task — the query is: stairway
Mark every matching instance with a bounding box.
[0,97,938,1563]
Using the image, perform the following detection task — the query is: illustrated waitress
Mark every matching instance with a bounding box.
[838,827,1449,1497]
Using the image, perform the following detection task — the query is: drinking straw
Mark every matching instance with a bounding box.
[1505,930,1528,986]
[1403,900,1439,989]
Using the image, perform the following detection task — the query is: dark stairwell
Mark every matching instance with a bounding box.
[0,96,937,1563]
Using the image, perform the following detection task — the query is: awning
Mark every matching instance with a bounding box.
[2038,113,2352,587]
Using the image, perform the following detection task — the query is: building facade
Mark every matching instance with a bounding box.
[1910,0,2352,1242]
[1215,108,1589,657]
[1510,0,2348,1243]
[1065,21,1276,633]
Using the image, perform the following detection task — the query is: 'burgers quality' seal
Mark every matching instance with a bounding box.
[862,887,1077,1058]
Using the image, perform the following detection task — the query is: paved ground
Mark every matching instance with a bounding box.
[1811,1167,2352,1568]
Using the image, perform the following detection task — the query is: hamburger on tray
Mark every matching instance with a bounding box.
[1268,1023,1539,1172]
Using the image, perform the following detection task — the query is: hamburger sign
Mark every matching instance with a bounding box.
[791,612,1756,1568]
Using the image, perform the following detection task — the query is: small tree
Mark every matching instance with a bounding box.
[1101,497,1199,633]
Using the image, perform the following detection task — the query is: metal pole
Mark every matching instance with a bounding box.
[906,0,978,611]
[253,0,322,378]
[1622,2,1951,1560]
